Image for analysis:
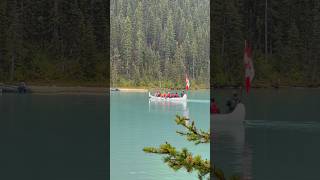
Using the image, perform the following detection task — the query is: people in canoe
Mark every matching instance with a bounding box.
[181,90,185,97]
[226,91,241,113]
[211,90,241,114]
[210,98,220,114]
[155,91,160,97]
[154,90,185,98]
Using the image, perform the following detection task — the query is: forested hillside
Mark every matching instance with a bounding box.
[3,0,315,88]
[0,0,108,84]
[212,0,320,87]
[110,0,209,88]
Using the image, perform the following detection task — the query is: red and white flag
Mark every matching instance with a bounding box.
[185,75,190,91]
[244,41,254,94]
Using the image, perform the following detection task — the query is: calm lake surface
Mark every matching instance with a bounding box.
[212,88,320,180]
[111,90,209,180]
[0,94,107,180]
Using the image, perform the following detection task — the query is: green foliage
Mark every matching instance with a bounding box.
[26,52,57,81]
[212,0,320,87]
[143,144,210,179]
[111,0,209,88]
[143,115,240,180]
[174,115,210,145]
[0,0,108,83]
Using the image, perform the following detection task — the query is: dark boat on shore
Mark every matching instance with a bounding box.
[0,82,30,93]
[110,88,120,91]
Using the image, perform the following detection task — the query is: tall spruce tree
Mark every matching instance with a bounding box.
[122,16,133,78]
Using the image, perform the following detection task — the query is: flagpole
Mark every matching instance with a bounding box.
[241,40,247,96]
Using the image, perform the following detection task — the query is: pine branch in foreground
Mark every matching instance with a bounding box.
[143,115,240,180]
[143,143,210,179]
[174,115,210,145]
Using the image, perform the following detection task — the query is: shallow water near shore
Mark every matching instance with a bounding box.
[111,90,209,180]
[212,88,320,179]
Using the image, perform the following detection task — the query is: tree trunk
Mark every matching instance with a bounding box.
[221,16,225,60]
[265,0,268,61]
[126,60,129,77]
[10,52,15,81]
[192,57,195,79]
[53,0,59,39]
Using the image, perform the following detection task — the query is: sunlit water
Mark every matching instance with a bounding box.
[111,90,209,180]
[212,88,320,180]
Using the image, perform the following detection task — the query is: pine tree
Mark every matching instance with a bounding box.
[154,17,162,49]
[173,43,186,86]
[6,0,23,81]
[135,1,145,78]
[79,15,97,80]
[311,1,320,83]
[0,0,7,79]
[287,20,303,79]
[165,11,175,59]
[122,16,133,78]
[191,36,198,80]
[111,48,121,87]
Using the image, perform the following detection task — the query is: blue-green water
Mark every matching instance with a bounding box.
[212,89,320,180]
[111,91,209,180]
[0,94,107,180]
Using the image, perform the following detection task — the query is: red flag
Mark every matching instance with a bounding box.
[244,41,254,94]
[185,75,190,91]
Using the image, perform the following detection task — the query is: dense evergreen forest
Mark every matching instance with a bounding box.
[0,0,108,85]
[2,0,317,88]
[110,0,209,88]
[212,0,320,87]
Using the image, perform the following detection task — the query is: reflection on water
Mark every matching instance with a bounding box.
[212,120,252,179]
[245,120,320,132]
[212,89,320,180]
[148,100,188,113]
[149,100,192,127]
[213,121,320,180]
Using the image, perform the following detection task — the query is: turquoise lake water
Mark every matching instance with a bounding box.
[212,88,320,179]
[0,94,107,179]
[110,90,210,180]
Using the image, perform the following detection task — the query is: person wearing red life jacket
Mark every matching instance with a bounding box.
[210,98,220,114]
